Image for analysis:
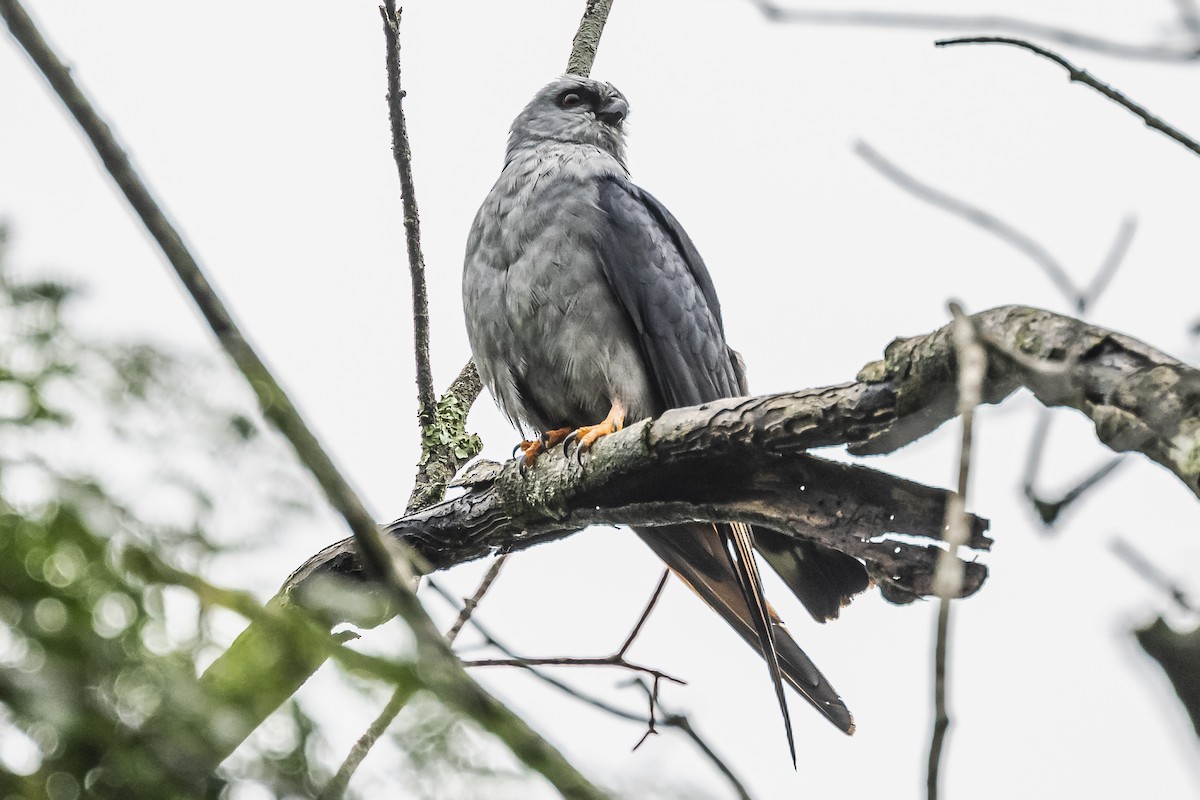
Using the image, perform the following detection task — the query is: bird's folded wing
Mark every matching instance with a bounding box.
[753,530,871,623]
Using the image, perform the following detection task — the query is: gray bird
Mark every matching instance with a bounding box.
[463,76,868,758]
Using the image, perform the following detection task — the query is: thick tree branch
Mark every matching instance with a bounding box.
[936,37,1200,158]
[289,306,1197,612]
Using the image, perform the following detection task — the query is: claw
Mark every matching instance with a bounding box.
[515,428,573,471]
[561,429,579,458]
[562,403,626,466]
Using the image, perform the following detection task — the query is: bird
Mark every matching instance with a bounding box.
[462,75,869,760]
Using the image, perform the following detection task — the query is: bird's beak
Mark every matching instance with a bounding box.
[597,97,628,126]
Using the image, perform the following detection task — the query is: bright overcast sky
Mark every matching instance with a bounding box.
[3,1,1200,798]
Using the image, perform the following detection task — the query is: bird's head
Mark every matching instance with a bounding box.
[506,76,629,166]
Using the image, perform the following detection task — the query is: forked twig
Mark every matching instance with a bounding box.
[426,578,753,799]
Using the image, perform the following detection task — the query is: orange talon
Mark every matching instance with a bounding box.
[567,402,627,457]
[518,427,573,467]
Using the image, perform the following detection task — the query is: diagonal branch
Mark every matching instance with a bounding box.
[0,3,605,796]
[854,140,1077,301]
[936,36,1200,158]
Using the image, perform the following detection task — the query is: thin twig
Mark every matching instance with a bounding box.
[617,569,670,657]
[464,656,686,686]
[928,303,987,800]
[855,140,1075,300]
[427,580,753,800]
[318,686,415,800]
[321,554,508,799]
[380,1,435,429]
[1026,456,1127,525]
[1111,538,1197,612]
[663,710,754,800]
[747,1,1200,62]
[1079,216,1137,312]
[0,3,605,796]
[426,579,649,722]
[936,37,1200,158]
[566,0,615,76]
[446,555,509,644]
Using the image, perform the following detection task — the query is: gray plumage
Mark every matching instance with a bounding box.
[463,76,866,753]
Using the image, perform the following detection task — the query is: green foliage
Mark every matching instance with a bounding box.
[0,227,325,799]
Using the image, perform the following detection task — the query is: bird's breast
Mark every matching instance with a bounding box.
[463,163,656,433]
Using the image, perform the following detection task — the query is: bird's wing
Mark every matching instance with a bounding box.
[753,531,871,623]
[593,179,742,408]
[593,178,853,750]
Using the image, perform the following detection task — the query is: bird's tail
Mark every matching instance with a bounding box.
[635,523,855,755]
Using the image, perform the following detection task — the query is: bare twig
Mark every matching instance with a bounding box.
[747,1,1200,62]
[0,3,604,796]
[426,579,649,723]
[321,554,509,800]
[1112,538,1197,612]
[380,2,435,429]
[446,555,509,644]
[617,569,670,657]
[855,142,1139,310]
[857,141,1140,521]
[936,37,1200,158]
[1080,217,1137,312]
[928,303,987,800]
[1026,456,1127,525]
[662,709,754,800]
[465,656,686,687]
[566,0,615,76]
[319,686,416,800]
[426,580,753,799]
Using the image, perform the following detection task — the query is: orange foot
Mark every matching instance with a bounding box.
[517,427,573,468]
[564,402,627,461]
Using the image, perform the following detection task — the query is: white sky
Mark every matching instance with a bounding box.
[3,1,1200,798]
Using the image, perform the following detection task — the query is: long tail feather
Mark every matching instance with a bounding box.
[722,521,796,765]
[635,523,855,750]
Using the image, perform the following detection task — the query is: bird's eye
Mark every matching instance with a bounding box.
[558,92,583,108]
